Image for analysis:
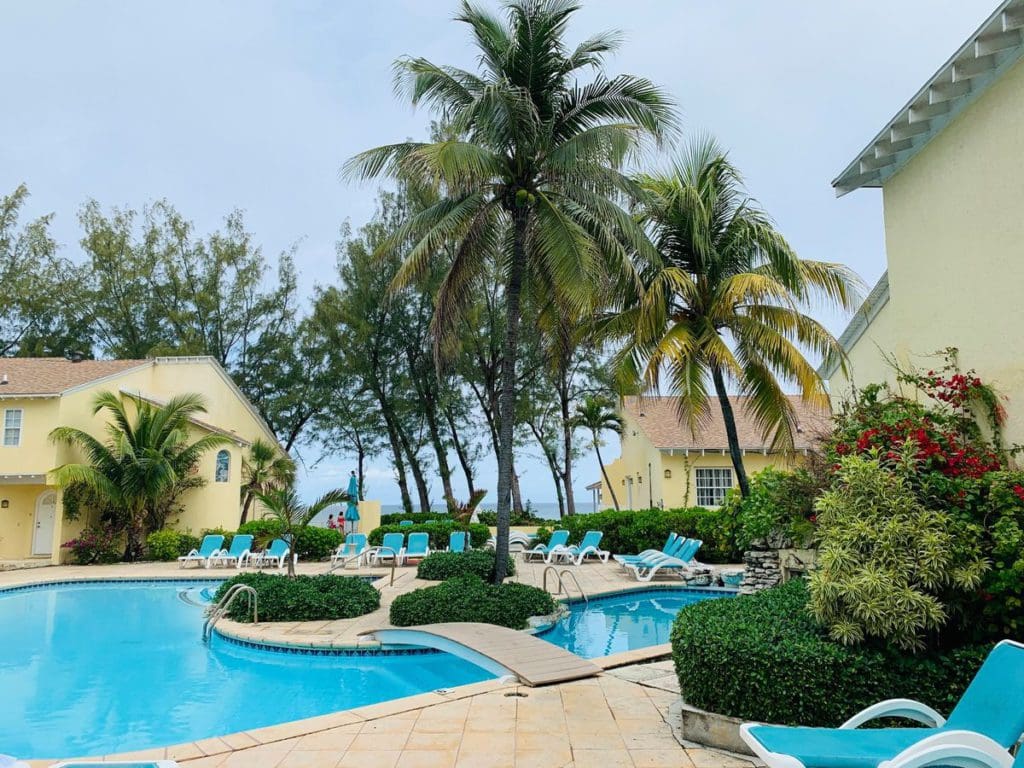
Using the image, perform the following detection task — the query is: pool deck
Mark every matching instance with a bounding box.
[2,558,753,768]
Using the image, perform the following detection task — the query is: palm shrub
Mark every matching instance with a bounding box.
[239,438,295,526]
[606,137,859,496]
[809,454,988,651]
[50,391,230,560]
[253,486,349,577]
[347,0,675,581]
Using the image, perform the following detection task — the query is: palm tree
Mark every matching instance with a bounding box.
[571,394,623,510]
[50,391,230,560]
[253,486,348,577]
[239,438,295,526]
[346,0,675,581]
[609,137,860,496]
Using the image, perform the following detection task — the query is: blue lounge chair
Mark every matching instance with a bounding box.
[562,530,610,565]
[448,531,468,553]
[740,639,1024,768]
[210,534,253,569]
[177,534,224,569]
[399,520,414,527]
[372,532,405,565]
[613,533,680,569]
[331,533,369,567]
[523,529,569,562]
[404,532,430,563]
[627,538,702,582]
[256,538,291,570]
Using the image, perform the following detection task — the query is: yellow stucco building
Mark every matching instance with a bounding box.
[0,356,282,563]
[823,2,1024,446]
[597,396,830,510]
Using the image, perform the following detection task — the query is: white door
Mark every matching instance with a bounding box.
[32,491,57,556]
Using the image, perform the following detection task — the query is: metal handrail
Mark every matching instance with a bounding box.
[366,546,400,586]
[558,569,588,604]
[542,565,562,595]
[203,584,257,642]
[327,549,369,574]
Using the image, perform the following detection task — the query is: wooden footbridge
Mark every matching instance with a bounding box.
[359,623,601,686]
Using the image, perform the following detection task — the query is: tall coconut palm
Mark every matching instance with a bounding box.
[50,391,230,560]
[239,438,295,526]
[571,394,623,510]
[609,137,860,496]
[346,0,675,581]
[253,486,348,578]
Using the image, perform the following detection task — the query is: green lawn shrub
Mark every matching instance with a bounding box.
[145,529,201,561]
[534,507,740,563]
[389,576,556,629]
[416,550,515,581]
[235,520,343,560]
[380,511,452,525]
[369,522,490,550]
[214,572,380,622]
[671,579,991,727]
[476,509,549,526]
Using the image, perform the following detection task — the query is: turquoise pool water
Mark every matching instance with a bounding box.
[0,581,492,758]
[537,588,733,658]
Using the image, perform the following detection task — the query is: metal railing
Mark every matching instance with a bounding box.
[541,565,588,604]
[327,550,369,574]
[203,584,257,643]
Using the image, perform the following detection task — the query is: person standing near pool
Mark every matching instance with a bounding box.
[326,513,337,530]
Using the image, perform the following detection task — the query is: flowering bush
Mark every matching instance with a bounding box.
[61,525,123,564]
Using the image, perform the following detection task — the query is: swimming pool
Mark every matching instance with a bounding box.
[0,580,492,758]
[537,587,733,658]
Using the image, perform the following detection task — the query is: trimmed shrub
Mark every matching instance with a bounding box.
[369,522,490,550]
[533,507,739,563]
[235,520,343,560]
[417,550,515,581]
[144,529,200,561]
[390,576,556,629]
[476,509,548,526]
[380,511,452,525]
[214,572,380,622]
[671,579,991,727]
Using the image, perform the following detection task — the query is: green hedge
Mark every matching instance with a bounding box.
[145,529,201,561]
[476,509,548,526]
[670,579,991,726]
[214,572,380,622]
[535,507,740,564]
[379,511,452,525]
[236,520,344,560]
[390,576,556,629]
[369,522,490,550]
[417,550,515,581]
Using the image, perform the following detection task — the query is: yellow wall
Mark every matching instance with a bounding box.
[831,58,1024,445]
[0,357,286,562]
[597,408,809,509]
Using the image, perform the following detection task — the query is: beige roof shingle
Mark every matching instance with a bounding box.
[0,357,150,396]
[623,395,831,452]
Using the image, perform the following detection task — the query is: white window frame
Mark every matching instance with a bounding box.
[695,467,734,507]
[3,408,23,447]
[215,449,230,483]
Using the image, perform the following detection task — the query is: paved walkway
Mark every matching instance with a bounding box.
[363,622,602,685]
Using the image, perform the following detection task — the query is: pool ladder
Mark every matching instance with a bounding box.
[542,566,588,604]
[202,584,258,643]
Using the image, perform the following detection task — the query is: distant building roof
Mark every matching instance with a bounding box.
[833,1,1024,196]
[0,357,150,396]
[622,395,831,452]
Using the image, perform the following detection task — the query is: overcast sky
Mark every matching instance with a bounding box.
[0,0,996,507]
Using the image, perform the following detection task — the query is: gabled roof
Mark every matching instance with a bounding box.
[818,272,891,379]
[0,357,150,396]
[622,395,831,452]
[833,0,1024,196]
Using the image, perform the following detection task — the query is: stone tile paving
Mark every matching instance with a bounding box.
[172,675,757,768]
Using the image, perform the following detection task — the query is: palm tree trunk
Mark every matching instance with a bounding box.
[493,208,527,583]
[711,365,750,496]
[594,440,619,511]
[559,375,575,516]
[240,492,254,526]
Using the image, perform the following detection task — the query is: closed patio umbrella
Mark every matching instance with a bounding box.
[344,472,360,532]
